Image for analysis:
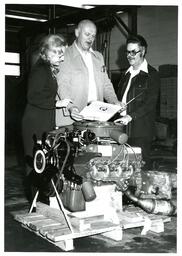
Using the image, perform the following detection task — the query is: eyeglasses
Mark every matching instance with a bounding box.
[48,47,65,56]
[126,50,141,56]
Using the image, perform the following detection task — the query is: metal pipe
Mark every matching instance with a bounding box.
[112,13,132,35]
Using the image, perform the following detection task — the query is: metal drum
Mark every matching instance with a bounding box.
[73,121,124,138]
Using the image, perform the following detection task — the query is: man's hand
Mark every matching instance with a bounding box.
[114,115,132,125]
[115,102,127,113]
[119,102,127,112]
[70,107,84,121]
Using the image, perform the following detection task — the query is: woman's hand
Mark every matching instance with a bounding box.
[56,98,72,108]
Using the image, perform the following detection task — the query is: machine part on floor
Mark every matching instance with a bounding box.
[139,170,175,199]
[124,189,177,216]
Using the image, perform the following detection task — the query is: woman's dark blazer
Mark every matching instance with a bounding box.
[22,59,58,159]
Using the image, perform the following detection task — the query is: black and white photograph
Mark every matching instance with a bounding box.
[2,0,181,254]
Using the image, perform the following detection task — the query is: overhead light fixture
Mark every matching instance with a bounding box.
[67,23,75,26]
[58,3,95,9]
[5,14,47,22]
[82,5,95,9]
[116,11,124,14]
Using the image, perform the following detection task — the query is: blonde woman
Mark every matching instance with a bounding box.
[22,34,66,177]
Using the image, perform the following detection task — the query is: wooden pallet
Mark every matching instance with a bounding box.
[13,202,122,251]
[12,201,171,251]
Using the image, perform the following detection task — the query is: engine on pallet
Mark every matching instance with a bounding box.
[33,121,143,211]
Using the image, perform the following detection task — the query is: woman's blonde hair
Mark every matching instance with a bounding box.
[39,34,66,61]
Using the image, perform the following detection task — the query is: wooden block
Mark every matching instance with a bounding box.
[25,216,48,225]
[149,219,164,233]
[124,205,144,213]
[46,227,72,242]
[55,239,74,251]
[119,211,144,223]
[69,214,105,224]
[71,222,91,232]
[28,218,58,231]
[14,212,43,221]
[39,224,67,236]
[91,221,118,230]
[69,216,90,231]
[141,216,152,235]
[36,202,67,224]
[15,214,45,225]
[69,214,104,232]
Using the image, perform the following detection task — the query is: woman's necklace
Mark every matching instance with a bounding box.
[50,65,59,79]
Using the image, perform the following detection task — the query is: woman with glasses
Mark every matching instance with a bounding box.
[116,34,160,170]
[22,34,67,204]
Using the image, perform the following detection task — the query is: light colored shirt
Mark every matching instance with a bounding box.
[121,58,148,116]
[75,42,97,103]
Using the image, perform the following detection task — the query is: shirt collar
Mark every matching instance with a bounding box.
[126,58,148,75]
[74,41,95,57]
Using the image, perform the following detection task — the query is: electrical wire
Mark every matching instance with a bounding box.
[107,144,125,165]
[124,143,140,162]
[54,138,71,189]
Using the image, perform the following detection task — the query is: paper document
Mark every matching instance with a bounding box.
[80,101,121,122]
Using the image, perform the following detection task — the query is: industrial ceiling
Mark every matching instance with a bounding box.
[5,4,139,34]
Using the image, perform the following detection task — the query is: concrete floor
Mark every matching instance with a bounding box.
[4,147,177,253]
